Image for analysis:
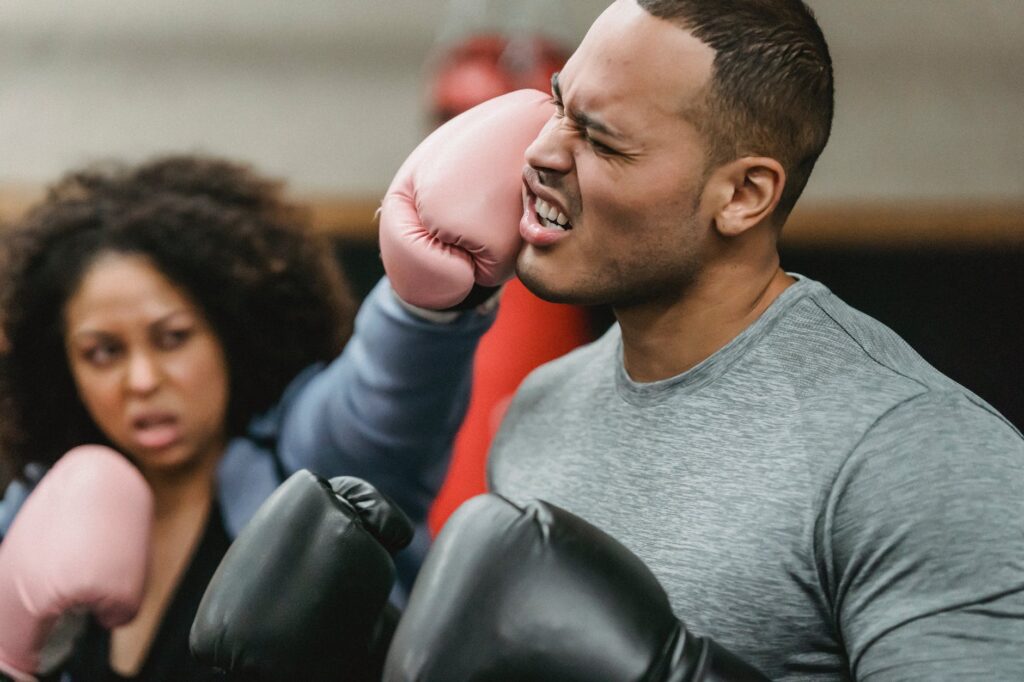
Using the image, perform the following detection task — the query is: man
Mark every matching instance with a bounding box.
[176,1,1021,677]
[485,0,1024,679]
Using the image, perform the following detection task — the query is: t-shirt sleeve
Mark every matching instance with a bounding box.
[822,390,1024,680]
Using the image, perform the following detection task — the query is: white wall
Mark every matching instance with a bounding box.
[811,1,1024,201]
[1,0,1021,201]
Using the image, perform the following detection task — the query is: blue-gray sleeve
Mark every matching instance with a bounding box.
[0,464,46,538]
[0,479,31,539]
[276,277,494,538]
[823,391,1024,680]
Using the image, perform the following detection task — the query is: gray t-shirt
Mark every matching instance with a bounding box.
[488,275,1024,681]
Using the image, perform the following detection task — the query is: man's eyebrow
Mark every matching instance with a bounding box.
[575,111,620,139]
[551,72,622,140]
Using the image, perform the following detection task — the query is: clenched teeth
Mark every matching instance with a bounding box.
[535,197,572,230]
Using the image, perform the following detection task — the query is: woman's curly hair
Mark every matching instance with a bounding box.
[0,155,355,480]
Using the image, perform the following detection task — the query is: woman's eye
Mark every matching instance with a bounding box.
[84,344,120,366]
[157,328,192,350]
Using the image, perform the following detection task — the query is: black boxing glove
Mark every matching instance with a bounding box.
[383,494,769,682]
[190,471,412,681]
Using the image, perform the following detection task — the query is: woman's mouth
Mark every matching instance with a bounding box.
[132,413,181,450]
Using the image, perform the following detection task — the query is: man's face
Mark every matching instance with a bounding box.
[517,0,717,307]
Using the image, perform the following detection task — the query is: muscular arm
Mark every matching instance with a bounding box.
[823,391,1024,680]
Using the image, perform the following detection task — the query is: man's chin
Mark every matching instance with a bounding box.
[516,266,594,307]
[516,266,569,304]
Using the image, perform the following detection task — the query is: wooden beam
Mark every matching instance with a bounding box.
[0,185,43,228]
[782,200,1024,249]
[3,184,1021,249]
[305,195,382,240]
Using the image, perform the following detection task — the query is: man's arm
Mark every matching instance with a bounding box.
[823,390,1024,680]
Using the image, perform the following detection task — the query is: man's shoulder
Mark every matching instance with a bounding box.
[781,281,1022,452]
[740,277,1021,461]
[861,387,1023,454]
[767,278,979,402]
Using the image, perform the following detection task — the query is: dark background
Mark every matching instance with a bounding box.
[336,238,1023,431]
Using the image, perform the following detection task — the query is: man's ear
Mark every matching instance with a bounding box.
[707,157,785,238]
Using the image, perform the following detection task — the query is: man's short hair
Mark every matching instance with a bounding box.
[639,0,834,220]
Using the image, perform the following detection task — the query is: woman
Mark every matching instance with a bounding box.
[0,155,494,680]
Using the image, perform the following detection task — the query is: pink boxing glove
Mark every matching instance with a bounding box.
[379,89,554,310]
[0,445,154,681]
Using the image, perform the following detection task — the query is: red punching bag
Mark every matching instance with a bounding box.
[429,33,570,126]
[424,27,594,535]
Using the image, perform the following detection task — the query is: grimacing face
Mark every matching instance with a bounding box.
[517,0,719,308]
[63,252,230,479]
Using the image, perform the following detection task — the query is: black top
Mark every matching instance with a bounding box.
[49,505,232,682]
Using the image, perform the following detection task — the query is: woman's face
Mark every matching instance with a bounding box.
[63,252,230,479]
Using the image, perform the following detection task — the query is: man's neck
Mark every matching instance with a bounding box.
[615,262,794,383]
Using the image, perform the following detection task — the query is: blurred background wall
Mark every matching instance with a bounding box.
[1,0,1022,430]
[1,0,1021,200]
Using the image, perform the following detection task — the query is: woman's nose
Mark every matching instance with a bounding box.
[124,351,161,394]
